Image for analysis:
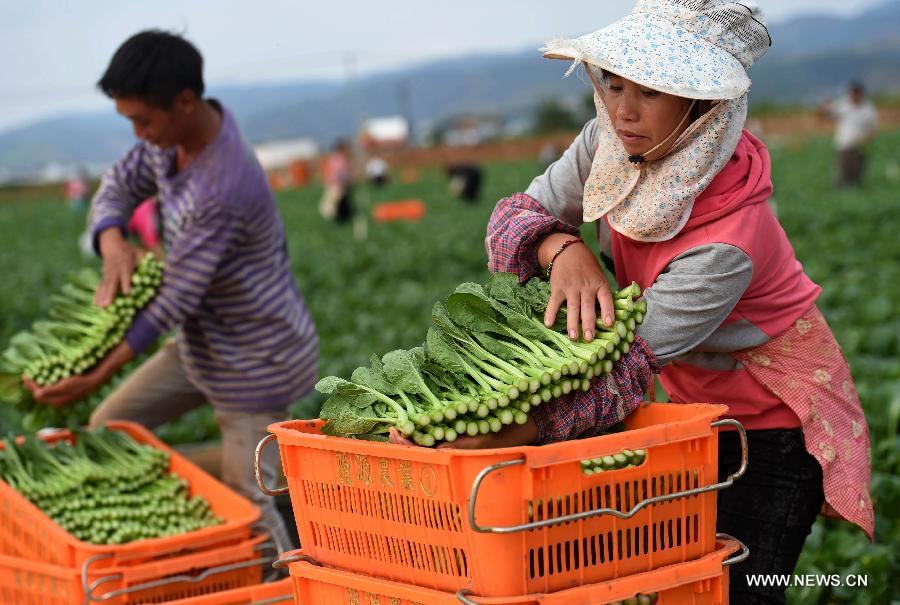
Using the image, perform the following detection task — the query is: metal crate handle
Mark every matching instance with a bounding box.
[82,541,277,604]
[255,433,290,496]
[717,532,750,566]
[251,597,294,605]
[272,551,324,569]
[468,418,748,534]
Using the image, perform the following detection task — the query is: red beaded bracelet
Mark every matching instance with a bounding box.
[545,237,584,278]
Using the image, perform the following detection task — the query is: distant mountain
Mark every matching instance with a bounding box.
[750,45,900,104]
[239,50,586,142]
[749,0,900,102]
[1,0,898,179]
[764,0,900,59]
[0,113,131,176]
[210,80,341,123]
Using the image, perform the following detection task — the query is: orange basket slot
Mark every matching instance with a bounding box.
[0,534,273,605]
[283,536,747,604]
[258,403,748,597]
[165,576,294,604]
[0,420,260,570]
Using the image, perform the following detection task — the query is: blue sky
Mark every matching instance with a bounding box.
[0,0,886,133]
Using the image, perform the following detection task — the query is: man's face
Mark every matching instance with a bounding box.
[114,96,187,148]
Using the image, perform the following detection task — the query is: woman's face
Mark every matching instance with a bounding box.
[600,73,693,160]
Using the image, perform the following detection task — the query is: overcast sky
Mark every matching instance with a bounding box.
[0,0,886,133]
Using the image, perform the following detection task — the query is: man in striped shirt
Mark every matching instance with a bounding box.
[27,30,317,552]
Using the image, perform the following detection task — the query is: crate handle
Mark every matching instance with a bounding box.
[255,433,290,496]
[251,597,294,605]
[272,552,324,569]
[457,589,482,604]
[717,532,750,566]
[468,418,747,534]
[82,542,277,603]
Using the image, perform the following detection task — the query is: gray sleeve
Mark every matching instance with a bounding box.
[525,119,599,227]
[637,244,754,364]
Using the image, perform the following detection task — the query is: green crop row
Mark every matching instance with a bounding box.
[0,131,897,602]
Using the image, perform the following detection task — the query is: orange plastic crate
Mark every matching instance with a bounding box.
[285,537,745,604]
[0,421,260,570]
[372,199,426,222]
[0,535,271,604]
[262,403,746,597]
[166,577,294,604]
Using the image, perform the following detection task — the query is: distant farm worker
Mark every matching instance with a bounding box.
[24,30,318,553]
[446,163,483,203]
[64,167,90,211]
[365,156,390,187]
[319,139,354,222]
[819,81,879,188]
[393,2,873,603]
[127,198,164,258]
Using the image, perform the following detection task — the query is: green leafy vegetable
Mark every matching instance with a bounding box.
[317,274,646,446]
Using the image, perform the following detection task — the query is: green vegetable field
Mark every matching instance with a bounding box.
[0,131,897,602]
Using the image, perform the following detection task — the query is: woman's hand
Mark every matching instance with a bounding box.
[819,501,845,521]
[388,428,415,446]
[538,233,615,341]
[388,417,538,449]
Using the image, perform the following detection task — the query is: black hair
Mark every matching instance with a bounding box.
[849,80,865,95]
[689,100,714,123]
[98,30,204,108]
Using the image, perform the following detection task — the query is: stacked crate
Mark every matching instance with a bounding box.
[259,403,749,604]
[0,421,289,604]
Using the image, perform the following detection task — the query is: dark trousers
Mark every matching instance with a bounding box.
[837,147,866,187]
[718,429,825,605]
[335,189,354,223]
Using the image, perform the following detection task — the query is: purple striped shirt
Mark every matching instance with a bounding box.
[90,101,318,412]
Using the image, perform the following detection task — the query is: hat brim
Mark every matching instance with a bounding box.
[543,13,750,100]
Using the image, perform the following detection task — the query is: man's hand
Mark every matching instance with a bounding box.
[538,233,615,342]
[22,341,135,408]
[96,228,144,307]
[23,372,104,408]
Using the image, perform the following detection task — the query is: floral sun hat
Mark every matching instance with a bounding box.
[541,0,772,241]
[543,0,771,100]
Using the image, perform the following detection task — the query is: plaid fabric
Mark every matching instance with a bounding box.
[485,192,660,444]
[734,305,874,539]
[531,336,659,444]
[485,193,580,281]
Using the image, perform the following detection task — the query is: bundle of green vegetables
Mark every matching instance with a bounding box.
[612,594,659,605]
[581,448,647,475]
[0,427,221,544]
[317,273,646,446]
[0,253,163,430]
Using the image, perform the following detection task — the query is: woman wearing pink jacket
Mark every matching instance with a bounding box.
[435,1,871,603]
